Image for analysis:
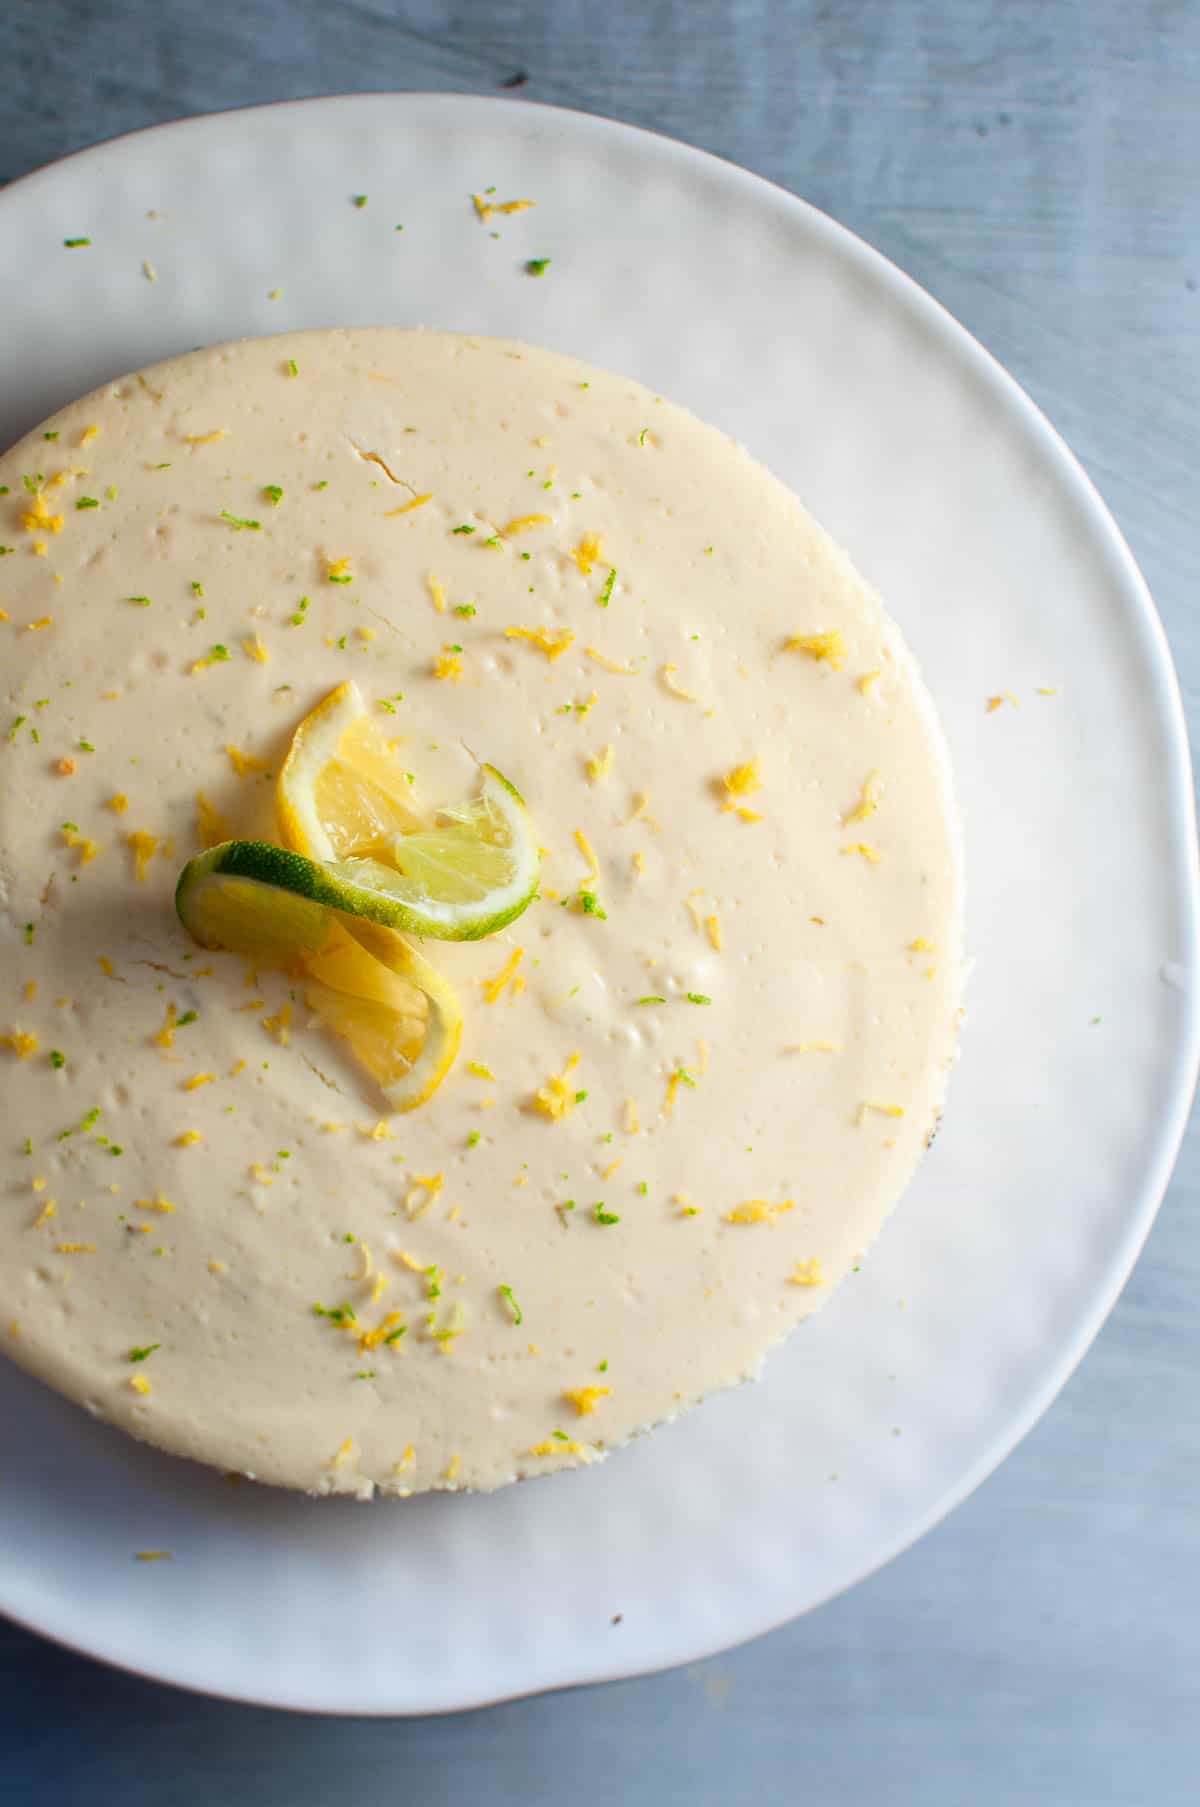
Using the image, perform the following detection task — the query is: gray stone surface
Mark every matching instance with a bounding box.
[1,3,1197,1801]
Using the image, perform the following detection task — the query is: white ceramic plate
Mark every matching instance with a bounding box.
[0,94,1195,1715]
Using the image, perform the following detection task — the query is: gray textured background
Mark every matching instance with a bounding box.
[2,3,1197,1802]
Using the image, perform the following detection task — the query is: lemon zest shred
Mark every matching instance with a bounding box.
[531,1051,582,1122]
[97,957,116,978]
[842,770,882,826]
[54,1242,96,1254]
[32,1199,57,1229]
[627,792,660,831]
[21,492,64,535]
[358,1308,406,1352]
[482,947,525,1004]
[3,1029,39,1059]
[786,1040,839,1054]
[857,1100,905,1123]
[79,424,100,445]
[572,532,603,574]
[908,937,936,953]
[564,1385,611,1417]
[502,513,551,536]
[586,646,639,674]
[720,759,762,810]
[183,428,229,445]
[433,645,464,682]
[788,630,846,668]
[262,1001,292,1045]
[242,634,270,664]
[840,842,881,863]
[586,743,614,783]
[175,1130,203,1147]
[660,663,698,701]
[574,827,600,877]
[183,1072,216,1091]
[196,792,232,848]
[467,1061,496,1080]
[136,1191,176,1214]
[789,1258,825,1288]
[506,624,575,661]
[129,1374,152,1395]
[427,572,448,613]
[706,913,723,952]
[405,1173,444,1218]
[724,1199,795,1226]
[472,194,535,219]
[385,493,432,517]
[61,823,102,865]
[226,744,270,778]
[127,830,159,881]
[527,1437,591,1458]
[623,1096,640,1135]
[106,793,129,815]
[857,670,882,696]
[330,1437,355,1469]
[153,1003,179,1049]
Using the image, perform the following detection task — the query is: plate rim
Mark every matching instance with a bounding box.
[1,88,1197,1715]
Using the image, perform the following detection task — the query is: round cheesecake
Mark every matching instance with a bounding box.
[0,330,962,1496]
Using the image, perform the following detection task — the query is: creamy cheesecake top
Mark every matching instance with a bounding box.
[0,329,961,1495]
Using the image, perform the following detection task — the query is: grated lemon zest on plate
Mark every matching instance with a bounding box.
[564,1386,611,1417]
[427,572,447,613]
[405,1173,445,1218]
[433,645,464,681]
[842,770,882,826]
[724,1199,795,1226]
[226,744,270,778]
[127,830,159,881]
[719,759,762,810]
[660,663,698,701]
[857,1100,905,1123]
[152,1003,178,1049]
[572,532,603,574]
[531,1051,582,1121]
[502,513,551,535]
[21,492,64,535]
[481,947,524,1004]
[574,827,600,877]
[385,494,432,517]
[789,1259,825,1287]
[787,630,846,668]
[586,743,614,783]
[586,646,639,674]
[196,792,233,848]
[506,624,574,661]
[840,842,881,863]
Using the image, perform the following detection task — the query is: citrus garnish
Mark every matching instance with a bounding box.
[174,841,462,1111]
[277,680,540,941]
